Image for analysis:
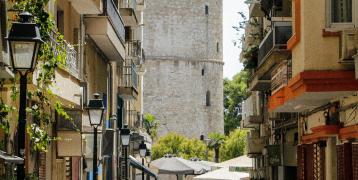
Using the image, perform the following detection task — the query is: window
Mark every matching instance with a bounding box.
[202,68,205,76]
[331,0,352,23]
[205,5,209,15]
[327,0,356,28]
[206,91,211,106]
[56,9,64,35]
[217,42,219,52]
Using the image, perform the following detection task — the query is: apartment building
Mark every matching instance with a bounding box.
[0,0,150,179]
[243,0,358,179]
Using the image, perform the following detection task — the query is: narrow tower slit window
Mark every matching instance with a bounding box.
[217,42,219,52]
[206,91,211,106]
[202,68,205,76]
[205,5,209,15]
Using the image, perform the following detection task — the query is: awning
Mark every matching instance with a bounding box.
[129,155,158,179]
[0,151,23,164]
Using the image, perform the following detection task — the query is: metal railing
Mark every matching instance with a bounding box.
[271,60,292,94]
[49,31,78,76]
[258,21,292,66]
[121,60,138,90]
[126,40,141,58]
[105,0,126,42]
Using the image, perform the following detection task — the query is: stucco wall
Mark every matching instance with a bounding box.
[143,0,224,138]
[292,0,346,77]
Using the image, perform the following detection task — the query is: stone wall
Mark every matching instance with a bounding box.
[143,0,224,138]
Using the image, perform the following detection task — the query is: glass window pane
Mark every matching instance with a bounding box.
[11,41,35,69]
[331,0,352,23]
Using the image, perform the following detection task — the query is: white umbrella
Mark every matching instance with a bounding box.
[194,167,250,180]
[216,155,253,168]
[151,156,208,175]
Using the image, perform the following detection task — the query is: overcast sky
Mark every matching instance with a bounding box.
[223,0,249,79]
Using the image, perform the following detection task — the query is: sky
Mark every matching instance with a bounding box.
[223,0,249,79]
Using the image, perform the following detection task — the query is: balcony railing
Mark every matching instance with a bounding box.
[121,60,138,90]
[105,0,126,42]
[271,60,292,94]
[127,40,142,58]
[247,130,265,155]
[258,21,292,66]
[49,31,78,76]
[56,109,82,131]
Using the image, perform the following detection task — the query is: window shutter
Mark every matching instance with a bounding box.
[353,144,358,180]
[0,0,7,52]
[39,152,46,180]
[297,145,305,180]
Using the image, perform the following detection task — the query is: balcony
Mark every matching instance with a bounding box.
[249,1,264,17]
[269,71,358,112]
[271,60,292,94]
[69,0,102,14]
[85,0,126,62]
[49,31,79,76]
[126,40,143,64]
[56,109,83,131]
[241,92,262,129]
[119,0,138,26]
[247,130,265,157]
[258,21,292,68]
[118,60,138,99]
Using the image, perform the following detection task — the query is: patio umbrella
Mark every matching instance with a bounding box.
[151,155,208,175]
[216,155,252,168]
[194,167,250,180]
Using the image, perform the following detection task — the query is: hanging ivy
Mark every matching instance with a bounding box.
[10,0,72,153]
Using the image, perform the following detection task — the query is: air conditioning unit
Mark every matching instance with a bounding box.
[340,29,358,62]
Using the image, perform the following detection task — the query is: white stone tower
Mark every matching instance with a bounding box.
[143,0,224,138]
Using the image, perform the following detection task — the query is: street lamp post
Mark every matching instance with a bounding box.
[6,12,43,180]
[120,125,131,180]
[145,150,152,180]
[86,93,105,180]
[139,141,147,180]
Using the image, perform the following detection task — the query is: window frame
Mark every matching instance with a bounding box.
[326,0,357,29]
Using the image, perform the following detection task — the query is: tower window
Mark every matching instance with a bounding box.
[205,5,209,15]
[206,91,211,106]
[202,68,205,76]
[217,42,219,52]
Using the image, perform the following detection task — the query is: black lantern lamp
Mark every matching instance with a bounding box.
[139,141,147,158]
[6,11,43,180]
[85,93,105,180]
[86,93,105,127]
[7,12,43,74]
[139,140,147,180]
[120,125,131,146]
[145,150,152,163]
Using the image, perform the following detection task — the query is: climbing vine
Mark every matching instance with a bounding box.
[9,0,72,153]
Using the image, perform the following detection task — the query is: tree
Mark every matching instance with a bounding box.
[220,129,248,161]
[151,133,208,160]
[224,71,248,134]
[143,113,159,140]
[207,132,225,162]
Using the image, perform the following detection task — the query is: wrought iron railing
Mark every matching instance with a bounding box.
[49,31,78,76]
[121,60,138,90]
[271,60,292,94]
[258,21,292,66]
[105,0,126,42]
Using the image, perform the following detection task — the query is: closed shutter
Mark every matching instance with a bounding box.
[39,152,46,180]
[353,144,358,180]
[337,144,345,180]
[0,0,7,51]
[297,145,305,180]
[305,144,314,180]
